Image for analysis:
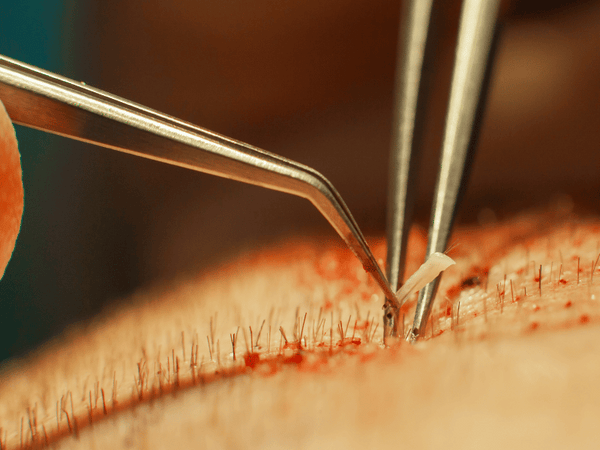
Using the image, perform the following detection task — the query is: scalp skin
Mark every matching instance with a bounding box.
[0,206,599,450]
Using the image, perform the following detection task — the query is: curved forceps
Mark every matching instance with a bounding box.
[0,54,397,304]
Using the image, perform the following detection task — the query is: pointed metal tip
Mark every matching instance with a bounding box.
[406,328,419,344]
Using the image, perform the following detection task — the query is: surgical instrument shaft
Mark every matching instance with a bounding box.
[385,0,439,339]
[408,0,501,341]
[0,54,398,304]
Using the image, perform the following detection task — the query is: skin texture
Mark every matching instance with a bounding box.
[0,202,599,449]
[0,101,23,279]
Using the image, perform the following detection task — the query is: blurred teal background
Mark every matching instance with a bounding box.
[0,0,73,362]
[0,0,137,362]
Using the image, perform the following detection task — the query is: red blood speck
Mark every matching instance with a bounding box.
[529,322,539,331]
[283,342,302,351]
[565,300,573,308]
[445,304,452,317]
[580,314,590,324]
[323,300,333,310]
[559,279,568,285]
[284,353,303,365]
[532,304,541,312]
[244,353,260,369]
[339,338,361,347]
[446,285,461,299]
[516,268,525,275]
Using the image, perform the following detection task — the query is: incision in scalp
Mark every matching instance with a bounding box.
[1,206,600,449]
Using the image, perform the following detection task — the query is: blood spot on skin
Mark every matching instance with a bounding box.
[244,352,260,369]
[283,341,302,351]
[283,353,303,365]
[338,338,361,348]
[565,300,573,308]
[446,284,462,300]
[580,314,590,324]
[445,304,453,317]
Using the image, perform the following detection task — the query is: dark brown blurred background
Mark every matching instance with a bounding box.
[1,0,599,361]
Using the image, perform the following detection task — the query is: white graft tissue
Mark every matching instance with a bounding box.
[395,252,455,305]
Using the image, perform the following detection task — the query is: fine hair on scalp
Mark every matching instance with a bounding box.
[1,205,600,449]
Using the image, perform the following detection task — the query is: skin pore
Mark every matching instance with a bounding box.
[2,2,600,449]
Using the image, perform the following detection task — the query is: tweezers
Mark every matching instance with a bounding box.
[0,0,499,345]
[386,0,501,341]
[0,53,398,303]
